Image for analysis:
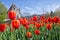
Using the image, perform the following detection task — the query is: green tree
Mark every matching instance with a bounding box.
[0,2,7,23]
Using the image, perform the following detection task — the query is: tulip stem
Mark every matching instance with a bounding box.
[0,32,2,40]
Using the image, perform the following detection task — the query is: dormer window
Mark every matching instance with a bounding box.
[14,8,15,10]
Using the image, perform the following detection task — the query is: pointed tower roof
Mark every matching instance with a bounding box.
[9,3,17,11]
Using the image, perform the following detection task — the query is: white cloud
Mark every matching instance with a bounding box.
[20,9,24,14]
[21,4,60,16]
[25,6,33,11]
[21,6,42,16]
[24,6,41,15]
[47,4,60,12]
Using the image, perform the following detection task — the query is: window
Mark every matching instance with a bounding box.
[14,8,15,10]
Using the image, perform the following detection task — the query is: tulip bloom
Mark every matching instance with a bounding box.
[25,25,29,30]
[22,18,28,26]
[44,19,48,23]
[0,24,6,32]
[27,22,30,25]
[58,18,60,24]
[40,15,45,20]
[30,17,33,21]
[26,32,32,38]
[18,18,23,24]
[34,30,40,35]
[41,23,44,26]
[51,18,54,23]
[46,24,52,30]
[35,23,41,29]
[47,17,52,22]
[53,16,59,23]
[30,21,37,25]
[8,10,16,20]
[33,16,38,21]
[12,20,20,29]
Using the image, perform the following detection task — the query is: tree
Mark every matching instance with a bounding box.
[0,2,7,23]
[54,7,60,17]
[50,11,54,17]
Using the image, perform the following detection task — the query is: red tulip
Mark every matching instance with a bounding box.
[31,21,37,25]
[22,18,28,26]
[58,18,60,24]
[11,20,20,29]
[35,23,41,29]
[51,18,54,23]
[8,10,16,20]
[25,25,29,30]
[0,24,6,32]
[18,18,23,24]
[34,30,40,35]
[33,16,38,21]
[53,16,59,23]
[26,32,32,38]
[30,17,33,21]
[41,23,44,26]
[46,24,52,30]
[47,17,52,22]
[44,19,48,23]
[27,22,30,25]
[40,15,45,20]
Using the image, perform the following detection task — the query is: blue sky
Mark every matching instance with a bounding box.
[0,0,60,15]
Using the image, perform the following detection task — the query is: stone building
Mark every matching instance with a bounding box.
[8,4,21,18]
[4,4,21,23]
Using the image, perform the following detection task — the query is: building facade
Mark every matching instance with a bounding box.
[8,4,21,19]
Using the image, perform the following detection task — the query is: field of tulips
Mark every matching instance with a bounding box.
[0,10,60,40]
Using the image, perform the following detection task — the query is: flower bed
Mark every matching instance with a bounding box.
[0,10,60,40]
